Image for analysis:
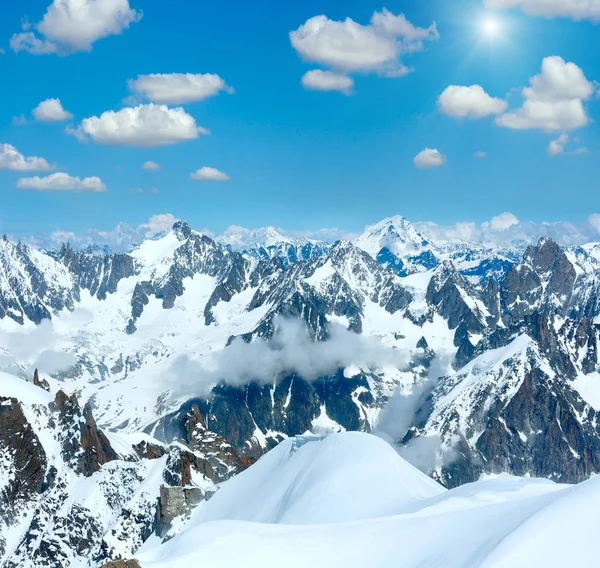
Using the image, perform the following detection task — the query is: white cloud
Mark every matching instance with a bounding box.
[548,133,589,156]
[11,0,141,55]
[301,70,354,94]
[13,114,28,125]
[68,103,207,147]
[473,151,487,159]
[489,212,519,231]
[32,97,73,122]
[0,143,54,171]
[142,160,160,171]
[289,9,438,81]
[190,166,230,181]
[128,73,233,104]
[438,85,507,118]
[548,132,569,156]
[485,0,600,21]
[17,172,106,192]
[141,213,179,234]
[413,148,446,169]
[589,214,600,233]
[496,56,595,131]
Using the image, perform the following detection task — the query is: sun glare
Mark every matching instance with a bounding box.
[482,17,500,37]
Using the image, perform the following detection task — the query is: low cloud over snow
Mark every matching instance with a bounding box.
[166,318,411,398]
[128,73,234,104]
[496,56,595,131]
[32,98,73,122]
[438,85,507,119]
[68,104,208,146]
[11,0,142,55]
[413,148,446,169]
[0,143,54,171]
[17,172,106,192]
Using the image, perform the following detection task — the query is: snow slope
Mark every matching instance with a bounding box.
[189,432,444,525]
[137,431,595,568]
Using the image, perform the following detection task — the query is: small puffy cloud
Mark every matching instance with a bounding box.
[548,133,589,156]
[190,166,230,181]
[130,187,144,194]
[485,0,600,21]
[413,148,446,169]
[548,132,569,156]
[32,97,73,122]
[473,151,487,159]
[142,160,160,171]
[438,85,507,118]
[68,103,207,147]
[301,70,354,94]
[17,172,106,192]
[13,114,28,125]
[11,0,141,55]
[496,56,595,131]
[128,73,233,104]
[489,212,519,231]
[0,143,54,171]
[149,187,160,194]
[290,9,438,81]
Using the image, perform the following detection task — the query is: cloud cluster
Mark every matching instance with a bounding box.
[485,0,600,21]
[17,172,106,192]
[413,148,446,169]
[11,0,141,55]
[128,73,233,104]
[496,56,595,131]
[438,85,507,119]
[290,9,438,93]
[166,318,411,398]
[0,143,54,172]
[190,166,230,181]
[548,133,589,156]
[32,98,73,122]
[416,212,600,246]
[68,103,207,146]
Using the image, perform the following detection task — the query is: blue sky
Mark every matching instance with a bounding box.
[0,0,599,240]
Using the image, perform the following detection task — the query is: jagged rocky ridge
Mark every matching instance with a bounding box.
[0,372,249,567]
[1,216,600,539]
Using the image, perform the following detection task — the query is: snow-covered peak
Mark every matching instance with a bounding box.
[354,216,434,258]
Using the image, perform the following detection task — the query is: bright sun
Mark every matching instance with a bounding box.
[482,17,500,37]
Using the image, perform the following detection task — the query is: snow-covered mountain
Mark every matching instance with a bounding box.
[2,215,600,566]
[137,432,600,568]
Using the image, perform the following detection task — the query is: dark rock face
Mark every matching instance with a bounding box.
[0,239,75,324]
[0,397,47,524]
[150,370,382,460]
[55,244,137,301]
[438,366,600,488]
[51,390,119,476]
[33,368,50,391]
[101,561,142,568]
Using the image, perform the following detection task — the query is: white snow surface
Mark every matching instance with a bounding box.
[137,431,595,568]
